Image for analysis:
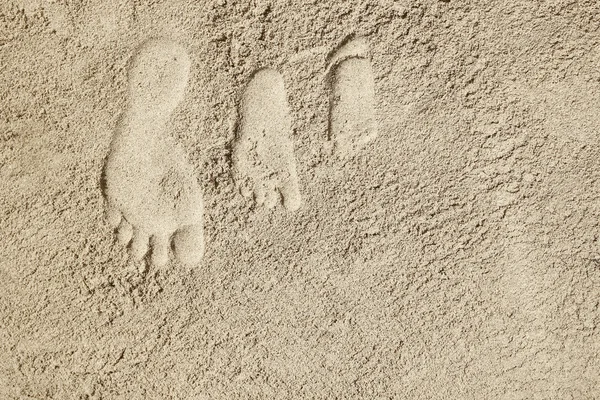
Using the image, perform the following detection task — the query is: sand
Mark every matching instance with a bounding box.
[1,0,599,398]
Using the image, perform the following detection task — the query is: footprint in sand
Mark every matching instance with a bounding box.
[327,37,377,157]
[102,39,204,267]
[232,68,301,211]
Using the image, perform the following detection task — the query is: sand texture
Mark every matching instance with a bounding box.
[1,0,600,398]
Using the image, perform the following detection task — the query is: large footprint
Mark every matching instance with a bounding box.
[327,37,377,157]
[233,68,301,211]
[103,39,204,267]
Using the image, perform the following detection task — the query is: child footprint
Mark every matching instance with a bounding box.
[233,68,301,211]
[103,39,204,267]
[327,36,377,157]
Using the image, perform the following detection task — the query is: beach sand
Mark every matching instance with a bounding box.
[1,0,599,398]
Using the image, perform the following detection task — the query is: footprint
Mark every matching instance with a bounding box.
[327,37,377,157]
[500,215,548,322]
[102,39,204,267]
[232,68,301,211]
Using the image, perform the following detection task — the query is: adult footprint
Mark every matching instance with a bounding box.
[233,69,301,211]
[327,37,377,157]
[103,39,204,267]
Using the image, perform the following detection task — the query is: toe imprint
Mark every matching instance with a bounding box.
[172,224,204,265]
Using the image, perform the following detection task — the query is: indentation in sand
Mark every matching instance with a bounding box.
[233,68,301,211]
[327,37,377,157]
[102,38,204,267]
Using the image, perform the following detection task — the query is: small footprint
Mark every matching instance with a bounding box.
[327,37,377,157]
[233,68,301,211]
[103,39,204,267]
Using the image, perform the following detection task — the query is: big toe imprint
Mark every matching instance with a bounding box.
[103,38,205,267]
[233,68,301,212]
